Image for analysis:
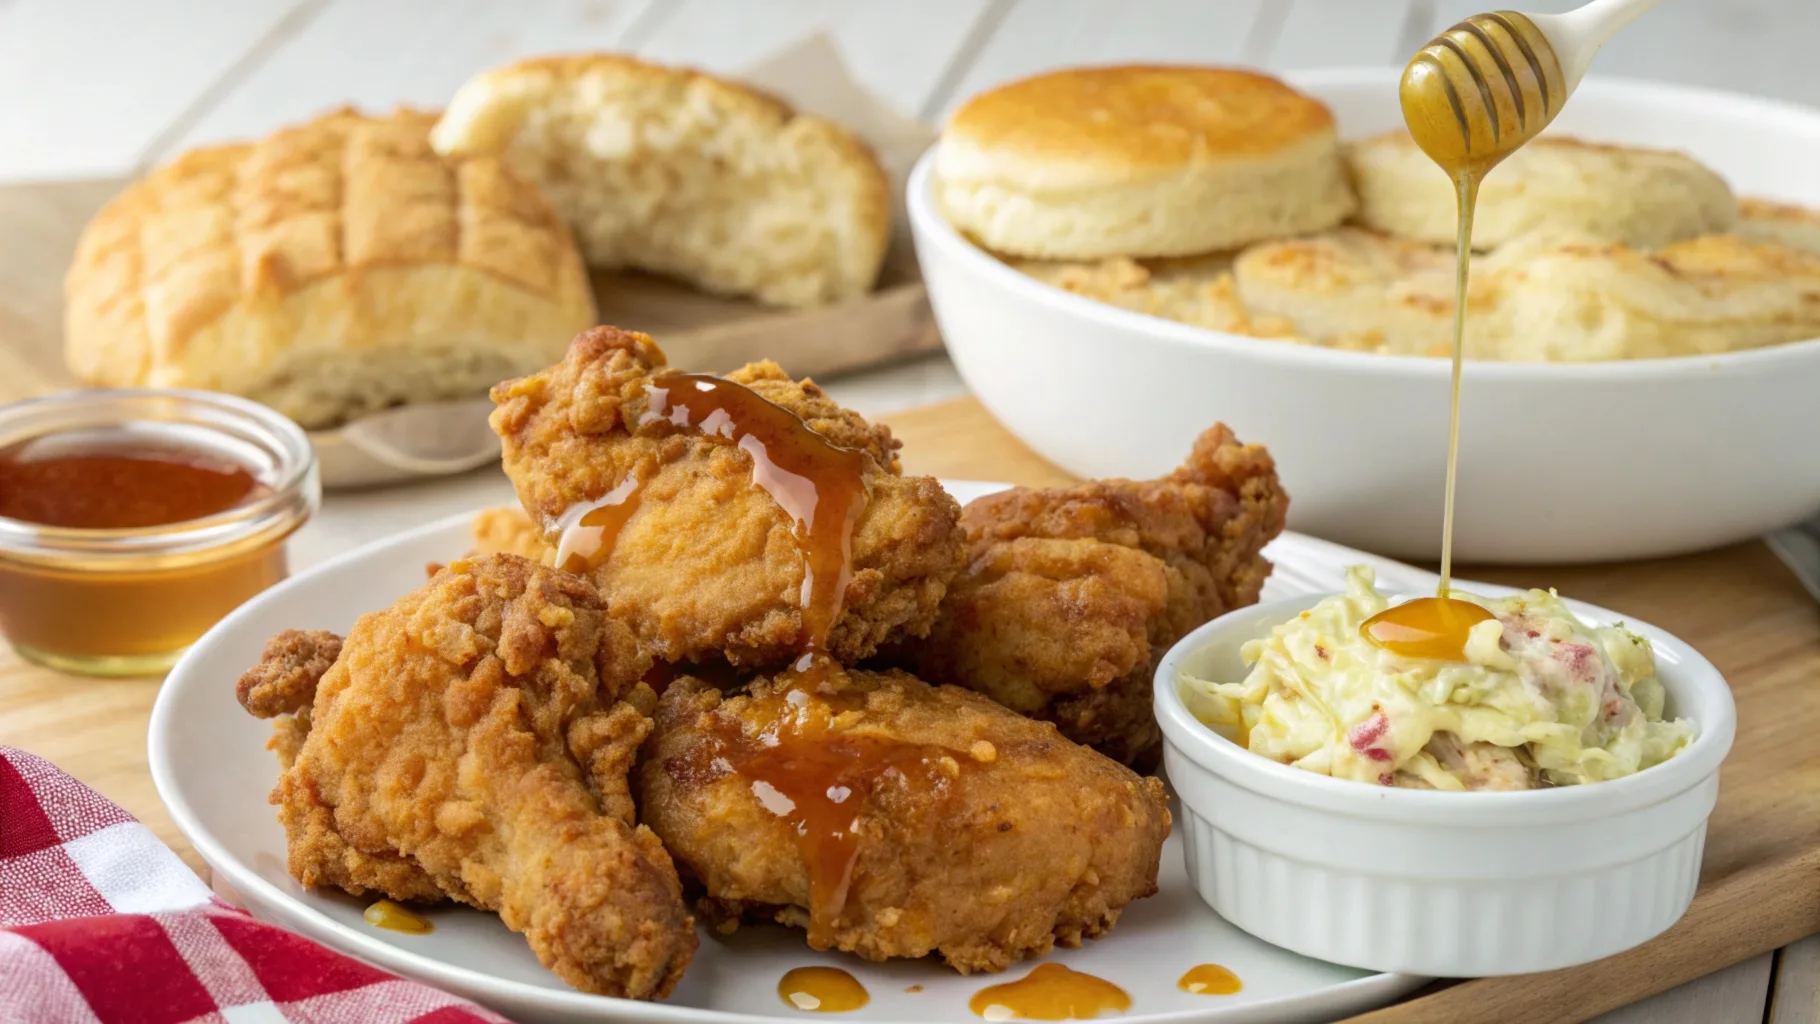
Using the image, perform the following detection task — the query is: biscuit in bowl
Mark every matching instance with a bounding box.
[1014,253,1299,339]
[936,66,1355,259]
[431,55,890,308]
[1235,228,1820,361]
[1346,131,1737,250]
[1482,234,1820,361]
[63,109,596,430]
[1739,197,1820,255]
[1233,228,1460,355]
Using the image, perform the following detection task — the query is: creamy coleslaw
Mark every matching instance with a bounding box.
[1183,567,1694,790]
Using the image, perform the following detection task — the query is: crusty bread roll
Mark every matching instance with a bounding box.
[430,55,890,308]
[1234,228,1820,360]
[64,109,595,429]
[1739,197,1820,254]
[936,66,1356,259]
[1346,131,1737,250]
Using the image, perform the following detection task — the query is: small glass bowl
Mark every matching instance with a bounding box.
[0,389,319,676]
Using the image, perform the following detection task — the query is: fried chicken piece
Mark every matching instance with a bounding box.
[901,425,1288,769]
[640,663,1170,973]
[470,504,552,561]
[235,554,696,999]
[490,326,961,668]
[236,629,342,767]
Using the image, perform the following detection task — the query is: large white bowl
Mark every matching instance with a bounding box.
[910,68,1820,563]
[1153,591,1737,977]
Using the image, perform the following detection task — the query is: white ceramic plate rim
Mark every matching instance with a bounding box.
[148,498,1429,1023]
[908,67,1820,382]
[1154,590,1738,826]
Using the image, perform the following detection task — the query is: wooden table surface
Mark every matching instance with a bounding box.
[4,1,1820,1020]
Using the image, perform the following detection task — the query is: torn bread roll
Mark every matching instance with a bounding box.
[431,55,891,308]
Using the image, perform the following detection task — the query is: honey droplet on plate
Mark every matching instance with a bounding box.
[363,899,432,934]
[1361,595,1494,662]
[778,966,869,1013]
[1177,963,1242,995]
[968,962,1131,1020]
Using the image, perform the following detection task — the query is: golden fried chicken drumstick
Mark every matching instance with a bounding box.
[489,327,962,669]
[640,663,1171,974]
[900,425,1288,769]
[235,554,697,1000]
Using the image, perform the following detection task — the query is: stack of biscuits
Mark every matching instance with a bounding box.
[934,65,1820,362]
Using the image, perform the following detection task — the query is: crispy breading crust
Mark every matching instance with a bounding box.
[640,666,1170,973]
[237,628,343,768]
[489,327,961,667]
[238,554,695,999]
[903,424,1287,768]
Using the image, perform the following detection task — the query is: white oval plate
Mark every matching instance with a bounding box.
[148,482,1427,1023]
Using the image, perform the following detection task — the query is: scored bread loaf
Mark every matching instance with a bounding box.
[64,108,596,429]
[430,54,891,308]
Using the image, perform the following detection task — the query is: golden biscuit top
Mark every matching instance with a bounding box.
[941,66,1337,186]
[1352,129,1707,166]
[1742,197,1820,229]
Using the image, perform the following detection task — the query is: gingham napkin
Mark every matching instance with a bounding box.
[0,745,510,1024]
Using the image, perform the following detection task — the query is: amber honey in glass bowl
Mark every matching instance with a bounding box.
[0,389,319,676]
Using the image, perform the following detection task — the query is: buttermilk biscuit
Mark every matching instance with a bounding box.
[64,109,595,429]
[1235,229,1820,360]
[431,55,890,308]
[937,66,1355,259]
[1739,197,1820,254]
[1346,132,1737,250]
[1014,254,1299,338]
[1233,228,1461,355]
[1483,234,1820,360]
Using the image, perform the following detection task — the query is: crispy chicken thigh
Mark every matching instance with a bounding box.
[900,425,1288,769]
[639,663,1171,974]
[235,554,696,999]
[489,327,961,668]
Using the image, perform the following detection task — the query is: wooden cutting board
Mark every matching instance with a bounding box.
[2,396,1817,1023]
[0,178,940,405]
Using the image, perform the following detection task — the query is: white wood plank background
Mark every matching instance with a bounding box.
[6,2,1820,1020]
[0,0,308,180]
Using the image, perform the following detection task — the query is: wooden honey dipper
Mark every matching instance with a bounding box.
[1400,0,1662,177]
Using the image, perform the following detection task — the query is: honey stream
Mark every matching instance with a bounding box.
[639,372,871,678]
[1365,11,1565,662]
[557,368,954,947]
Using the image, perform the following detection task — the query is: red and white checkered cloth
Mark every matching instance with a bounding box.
[0,745,512,1024]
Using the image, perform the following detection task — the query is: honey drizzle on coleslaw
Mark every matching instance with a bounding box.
[1367,15,1565,661]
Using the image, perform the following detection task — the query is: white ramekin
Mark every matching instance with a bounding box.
[1153,593,1737,978]
[909,68,1820,564]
